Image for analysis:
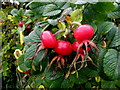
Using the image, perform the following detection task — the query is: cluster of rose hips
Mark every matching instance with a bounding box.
[19,21,99,73]
[39,24,99,71]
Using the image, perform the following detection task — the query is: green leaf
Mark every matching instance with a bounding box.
[24,27,42,44]
[0,11,6,21]
[49,77,64,88]
[47,19,58,26]
[24,10,34,16]
[78,67,98,78]
[24,36,33,44]
[33,50,45,67]
[83,2,115,22]
[87,69,99,77]
[92,2,115,13]
[34,75,43,87]
[43,10,61,16]
[19,63,30,71]
[115,80,120,88]
[69,73,87,84]
[57,21,66,30]
[101,79,116,88]
[18,55,24,66]
[97,22,114,35]
[11,9,18,16]
[70,9,83,22]
[24,59,32,68]
[61,79,74,88]
[28,30,40,42]
[30,2,47,10]
[18,55,30,71]
[109,28,120,47]
[18,8,24,17]
[108,11,120,19]
[42,78,53,88]
[85,82,92,88]
[60,2,70,9]
[103,49,120,80]
[106,26,117,41]
[46,70,64,80]
[43,4,61,16]
[24,43,37,60]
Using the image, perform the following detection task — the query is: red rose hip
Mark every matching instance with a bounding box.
[74,24,94,41]
[18,21,24,27]
[72,41,91,54]
[23,70,30,74]
[41,30,57,48]
[54,40,72,55]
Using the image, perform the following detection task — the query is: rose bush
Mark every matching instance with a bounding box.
[2,1,120,89]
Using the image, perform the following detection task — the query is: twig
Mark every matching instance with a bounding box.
[54,29,65,36]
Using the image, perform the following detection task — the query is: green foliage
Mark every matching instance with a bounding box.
[2,1,120,89]
[103,49,120,80]
[70,8,83,22]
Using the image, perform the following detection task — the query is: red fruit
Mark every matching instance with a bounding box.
[41,31,57,48]
[18,21,24,27]
[23,70,30,74]
[72,41,90,54]
[54,40,72,55]
[0,20,3,23]
[74,24,94,41]
[26,26,31,29]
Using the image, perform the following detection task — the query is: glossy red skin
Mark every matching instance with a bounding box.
[72,41,91,54]
[41,31,57,48]
[19,21,24,27]
[26,26,31,29]
[74,24,94,41]
[54,40,72,55]
[23,70,30,74]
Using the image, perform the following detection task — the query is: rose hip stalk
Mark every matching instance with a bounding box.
[48,40,72,70]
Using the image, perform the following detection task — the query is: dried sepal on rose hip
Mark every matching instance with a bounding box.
[48,40,72,70]
[70,40,99,73]
[72,41,91,54]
